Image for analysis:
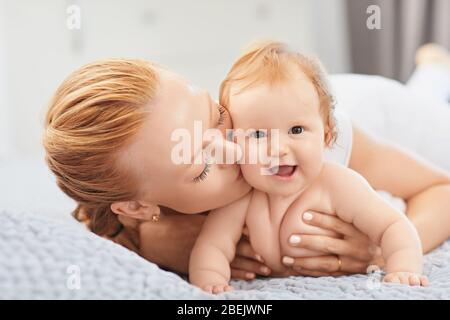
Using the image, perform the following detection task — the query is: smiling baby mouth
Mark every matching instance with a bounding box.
[268,165,297,177]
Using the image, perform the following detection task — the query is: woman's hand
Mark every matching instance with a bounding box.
[280,211,384,277]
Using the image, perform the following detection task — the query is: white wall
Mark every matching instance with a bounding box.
[0,0,351,158]
[0,0,10,159]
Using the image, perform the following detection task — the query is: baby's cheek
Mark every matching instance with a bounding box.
[239,163,264,187]
[296,139,324,175]
[243,140,257,163]
[298,138,323,159]
[241,141,272,177]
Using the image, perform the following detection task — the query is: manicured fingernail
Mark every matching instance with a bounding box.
[303,212,313,221]
[246,272,255,279]
[282,256,294,266]
[255,254,264,262]
[260,266,270,274]
[289,235,301,244]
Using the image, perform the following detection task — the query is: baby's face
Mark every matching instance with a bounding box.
[228,72,326,196]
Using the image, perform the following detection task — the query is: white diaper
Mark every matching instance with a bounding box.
[376,190,407,214]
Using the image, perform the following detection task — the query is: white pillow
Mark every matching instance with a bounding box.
[330,74,450,172]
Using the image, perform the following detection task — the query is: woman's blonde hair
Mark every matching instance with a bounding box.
[43,59,159,243]
[220,40,337,146]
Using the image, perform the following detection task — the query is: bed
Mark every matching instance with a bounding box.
[0,74,449,299]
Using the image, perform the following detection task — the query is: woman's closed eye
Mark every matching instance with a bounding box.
[193,162,211,183]
[193,151,213,182]
[193,105,226,183]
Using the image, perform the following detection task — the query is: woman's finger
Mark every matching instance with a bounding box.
[287,255,368,274]
[230,268,256,280]
[230,256,271,277]
[236,238,264,262]
[302,211,365,238]
[287,234,373,261]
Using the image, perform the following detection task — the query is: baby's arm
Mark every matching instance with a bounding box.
[189,193,251,293]
[324,163,427,286]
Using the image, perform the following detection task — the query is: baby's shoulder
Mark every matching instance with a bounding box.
[317,161,366,190]
[320,161,352,177]
[317,161,357,189]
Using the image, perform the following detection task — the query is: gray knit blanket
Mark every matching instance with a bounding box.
[0,210,449,300]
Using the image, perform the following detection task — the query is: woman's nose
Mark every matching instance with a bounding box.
[209,138,243,167]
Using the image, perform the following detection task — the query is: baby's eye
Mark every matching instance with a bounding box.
[226,130,234,141]
[289,126,304,135]
[249,130,267,139]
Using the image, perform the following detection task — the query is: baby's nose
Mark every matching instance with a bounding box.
[278,144,289,157]
[269,134,289,157]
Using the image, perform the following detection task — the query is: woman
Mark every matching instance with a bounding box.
[43,45,450,281]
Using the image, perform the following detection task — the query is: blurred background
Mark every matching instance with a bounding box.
[0,0,449,160]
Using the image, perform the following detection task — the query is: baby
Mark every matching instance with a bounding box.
[189,41,428,293]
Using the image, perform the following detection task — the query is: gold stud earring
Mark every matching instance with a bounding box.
[151,214,160,222]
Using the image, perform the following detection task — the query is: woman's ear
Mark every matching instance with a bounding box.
[110,200,160,221]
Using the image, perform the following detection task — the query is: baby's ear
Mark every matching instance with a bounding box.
[111,200,160,221]
[323,125,334,147]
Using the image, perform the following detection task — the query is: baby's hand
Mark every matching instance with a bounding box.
[383,272,429,286]
[202,283,234,294]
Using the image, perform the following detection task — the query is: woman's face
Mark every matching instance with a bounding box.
[119,69,251,213]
